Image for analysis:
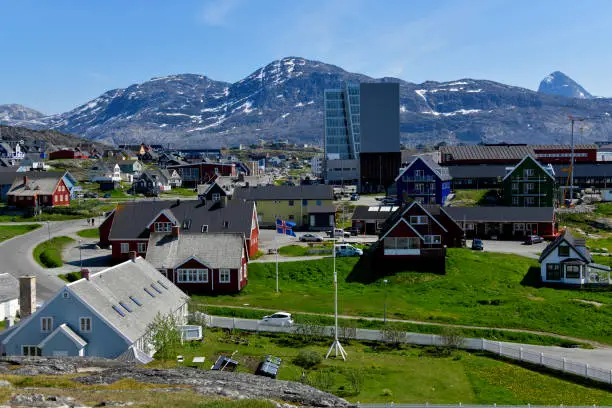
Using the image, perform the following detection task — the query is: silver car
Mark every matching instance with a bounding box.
[260,312,294,327]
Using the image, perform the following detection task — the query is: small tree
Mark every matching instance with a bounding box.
[380,324,406,348]
[147,312,182,362]
[345,367,364,394]
[440,326,464,350]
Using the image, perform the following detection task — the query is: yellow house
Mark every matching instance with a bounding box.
[233,185,335,230]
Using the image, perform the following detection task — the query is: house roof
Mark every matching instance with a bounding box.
[139,169,171,184]
[446,165,508,179]
[552,163,612,178]
[146,232,245,270]
[396,156,451,182]
[352,205,400,221]
[116,344,153,364]
[445,206,554,223]
[377,201,453,238]
[0,273,18,303]
[67,257,188,343]
[440,144,597,162]
[501,155,555,182]
[234,185,333,201]
[38,323,87,350]
[7,171,64,196]
[538,230,591,263]
[307,205,336,214]
[0,169,18,186]
[108,199,255,240]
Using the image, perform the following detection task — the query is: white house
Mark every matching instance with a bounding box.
[538,230,611,285]
[0,273,19,322]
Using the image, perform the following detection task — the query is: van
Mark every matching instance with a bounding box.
[335,244,363,257]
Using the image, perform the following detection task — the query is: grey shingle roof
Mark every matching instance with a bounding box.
[444,206,554,223]
[146,232,244,270]
[440,144,597,162]
[0,169,18,186]
[538,230,591,263]
[234,185,333,201]
[8,171,64,196]
[0,273,18,303]
[351,205,399,221]
[108,199,255,240]
[552,163,612,178]
[446,165,508,179]
[68,257,188,343]
[306,205,336,214]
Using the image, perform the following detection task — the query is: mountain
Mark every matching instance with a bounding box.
[0,104,46,125]
[538,71,593,99]
[2,58,612,147]
[0,124,110,152]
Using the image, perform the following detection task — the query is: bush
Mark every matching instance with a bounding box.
[440,326,465,349]
[39,249,62,268]
[293,350,322,369]
[345,367,365,393]
[380,324,406,347]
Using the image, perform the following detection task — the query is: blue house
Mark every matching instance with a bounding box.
[0,257,188,361]
[395,156,452,205]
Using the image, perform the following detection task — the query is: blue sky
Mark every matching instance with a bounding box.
[2,0,612,114]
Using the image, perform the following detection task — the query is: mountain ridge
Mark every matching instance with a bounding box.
[538,71,593,99]
[1,57,612,147]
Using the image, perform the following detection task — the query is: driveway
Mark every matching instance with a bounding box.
[468,239,547,259]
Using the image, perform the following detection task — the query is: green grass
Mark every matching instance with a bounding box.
[195,249,612,344]
[452,189,493,206]
[33,236,76,268]
[58,271,83,283]
[0,200,116,222]
[278,244,332,257]
[167,329,612,404]
[0,224,41,243]
[250,250,265,260]
[76,228,100,239]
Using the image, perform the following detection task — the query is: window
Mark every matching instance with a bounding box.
[558,245,570,257]
[120,243,129,254]
[62,291,69,299]
[41,317,53,333]
[414,169,424,177]
[424,235,441,244]
[220,268,231,283]
[144,287,156,297]
[409,215,428,225]
[465,223,474,231]
[119,301,133,312]
[223,221,229,228]
[201,224,208,233]
[177,269,209,283]
[129,296,142,306]
[212,193,220,201]
[22,346,41,356]
[514,223,524,231]
[79,317,92,332]
[288,200,294,206]
[512,197,519,206]
[151,283,162,294]
[546,263,561,280]
[512,183,518,192]
[154,222,172,232]
[525,197,535,206]
[137,242,146,253]
[384,237,420,249]
[112,305,126,317]
[157,280,169,290]
[316,200,322,206]
[524,183,534,193]
[565,265,581,279]
[524,168,534,177]
[302,199,308,206]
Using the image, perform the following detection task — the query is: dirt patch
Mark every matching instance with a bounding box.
[571,298,605,308]
[526,295,545,301]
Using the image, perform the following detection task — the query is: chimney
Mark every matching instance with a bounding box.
[19,276,36,319]
[23,175,28,186]
[129,251,138,261]
[172,225,180,237]
[220,195,228,208]
[80,268,91,280]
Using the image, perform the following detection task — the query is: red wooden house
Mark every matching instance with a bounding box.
[376,201,464,273]
[167,162,237,187]
[99,198,259,262]
[7,173,71,208]
[48,149,89,160]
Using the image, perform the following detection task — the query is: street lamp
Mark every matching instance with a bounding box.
[78,239,83,269]
[383,279,388,324]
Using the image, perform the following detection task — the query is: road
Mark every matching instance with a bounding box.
[468,239,546,259]
[0,219,96,302]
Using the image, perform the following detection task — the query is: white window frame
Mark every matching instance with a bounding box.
[41,317,53,333]
[524,168,534,177]
[409,215,428,225]
[120,243,129,253]
[465,223,475,231]
[512,197,519,206]
[177,268,209,283]
[22,345,41,356]
[137,242,147,253]
[212,193,220,201]
[524,183,534,193]
[525,197,535,206]
[79,317,92,333]
[219,268,231,283]
[154,222,172,233]
[424,235,441,245]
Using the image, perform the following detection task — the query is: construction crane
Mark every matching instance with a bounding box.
[563,115,586,205]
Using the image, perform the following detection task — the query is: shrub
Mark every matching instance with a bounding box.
[440,326,464,349]
[345,367,365,393]
[293,350,322,369]
[39,250,62,268]
[380,324,406,347]
[381,388,393,397]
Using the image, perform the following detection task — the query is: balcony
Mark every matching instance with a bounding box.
[411,190,436,195]
[403,176,436,182]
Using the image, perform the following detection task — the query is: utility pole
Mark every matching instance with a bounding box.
[568,115,585,199]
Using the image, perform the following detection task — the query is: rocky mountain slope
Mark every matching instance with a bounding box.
[2,58,612,147]
[0,124,110,152]
[538,71,593,99]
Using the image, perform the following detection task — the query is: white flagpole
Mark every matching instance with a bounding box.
[326,237,347,360]
[275,221,279,293]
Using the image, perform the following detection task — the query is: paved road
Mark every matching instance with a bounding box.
[468,239,547,259]
[0,219,97,302]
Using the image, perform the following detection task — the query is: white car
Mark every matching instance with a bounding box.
[335,244,363,257]
[260,312,294,326]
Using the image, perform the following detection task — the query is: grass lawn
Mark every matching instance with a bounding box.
[0,224,40,243]
[195,249,612,343]
[451,189,493,206]
[33,236,76,268]
[76,228,100,239]
[166,187,198,197]
[58,271,83,283]
[279,244,332,257]
[164,329,612,405]
[0,201,116,222]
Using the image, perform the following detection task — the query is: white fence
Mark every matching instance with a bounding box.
[206,315,612,386]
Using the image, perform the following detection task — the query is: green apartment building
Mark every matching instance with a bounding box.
[502,155,556,207]
[233,185,336,230]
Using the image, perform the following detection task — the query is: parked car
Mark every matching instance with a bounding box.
[524,235,544,245]
[350,193,360,201]
[327,228,351,238]
[255,355,282,379]
[103,193,111,199]
[85,192,98,198]
[471,238,484,251]
[300,233,323,242]
[260,312,294,327]
[335,244,363,257]
[345,227,360,236]
[381,197,397,204]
